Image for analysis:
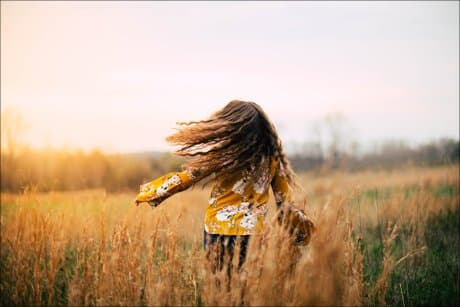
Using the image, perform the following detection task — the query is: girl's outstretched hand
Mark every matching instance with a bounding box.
[133,197,165,209]
[147,199,162,208]
[278,204,316,246]
[134,199,162,209]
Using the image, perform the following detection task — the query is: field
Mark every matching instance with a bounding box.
[1,165,459,306]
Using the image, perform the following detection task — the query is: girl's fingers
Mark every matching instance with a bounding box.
[148,200,159,208]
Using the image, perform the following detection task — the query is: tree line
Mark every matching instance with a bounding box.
[0,149,184,193]
[1,138,458,193]
[1,108,458,193]
[289,137,459,172]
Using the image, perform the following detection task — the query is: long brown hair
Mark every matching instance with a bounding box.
[166,100,296,188]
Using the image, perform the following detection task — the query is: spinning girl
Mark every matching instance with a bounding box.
[135,100,314,270]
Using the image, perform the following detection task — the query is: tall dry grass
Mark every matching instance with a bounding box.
[1,165,458,306]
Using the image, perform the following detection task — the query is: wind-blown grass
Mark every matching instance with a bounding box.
[1,165,458,306]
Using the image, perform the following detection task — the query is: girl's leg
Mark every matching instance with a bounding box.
[237,235,250,270]
[203,230,227,273]
[203,231,251,273]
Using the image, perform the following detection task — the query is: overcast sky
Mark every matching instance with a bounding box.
[1,1,458,153]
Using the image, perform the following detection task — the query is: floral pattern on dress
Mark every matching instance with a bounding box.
[215,205,239,221]
[155,174,181,197]
[251,157,268,194]
[232,178,249,195]
[136,157,293,235]
[208,197,217,207]
[240,212,257,230]
[254,203,268,216]
[211,184,225,198]
[253,168,270,194]
[239,202,251,211]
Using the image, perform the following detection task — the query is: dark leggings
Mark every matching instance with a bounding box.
[203,230,250,273]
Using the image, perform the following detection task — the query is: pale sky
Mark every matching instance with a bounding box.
[1,1,459,153]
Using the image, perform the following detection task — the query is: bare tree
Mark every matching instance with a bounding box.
[321,112,354,168]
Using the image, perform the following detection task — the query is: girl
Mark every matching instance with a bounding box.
[135,100,314,271]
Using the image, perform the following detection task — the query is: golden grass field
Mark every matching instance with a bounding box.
[1,165,459,306]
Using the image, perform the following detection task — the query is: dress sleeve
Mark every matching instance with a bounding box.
[135,168,209,207]
[270,161,294,207]
[270,161,315,245]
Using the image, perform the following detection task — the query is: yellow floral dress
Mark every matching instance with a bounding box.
[135,157,293,236]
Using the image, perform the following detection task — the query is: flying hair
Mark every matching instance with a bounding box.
[166,100,297,189]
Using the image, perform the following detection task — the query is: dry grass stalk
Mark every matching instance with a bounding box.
[0,166,458,306]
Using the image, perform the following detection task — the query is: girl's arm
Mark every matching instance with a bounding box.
[271,163,315,245]
[271,165,294,208]
[271,162,295,224]
[135,168,211,207]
